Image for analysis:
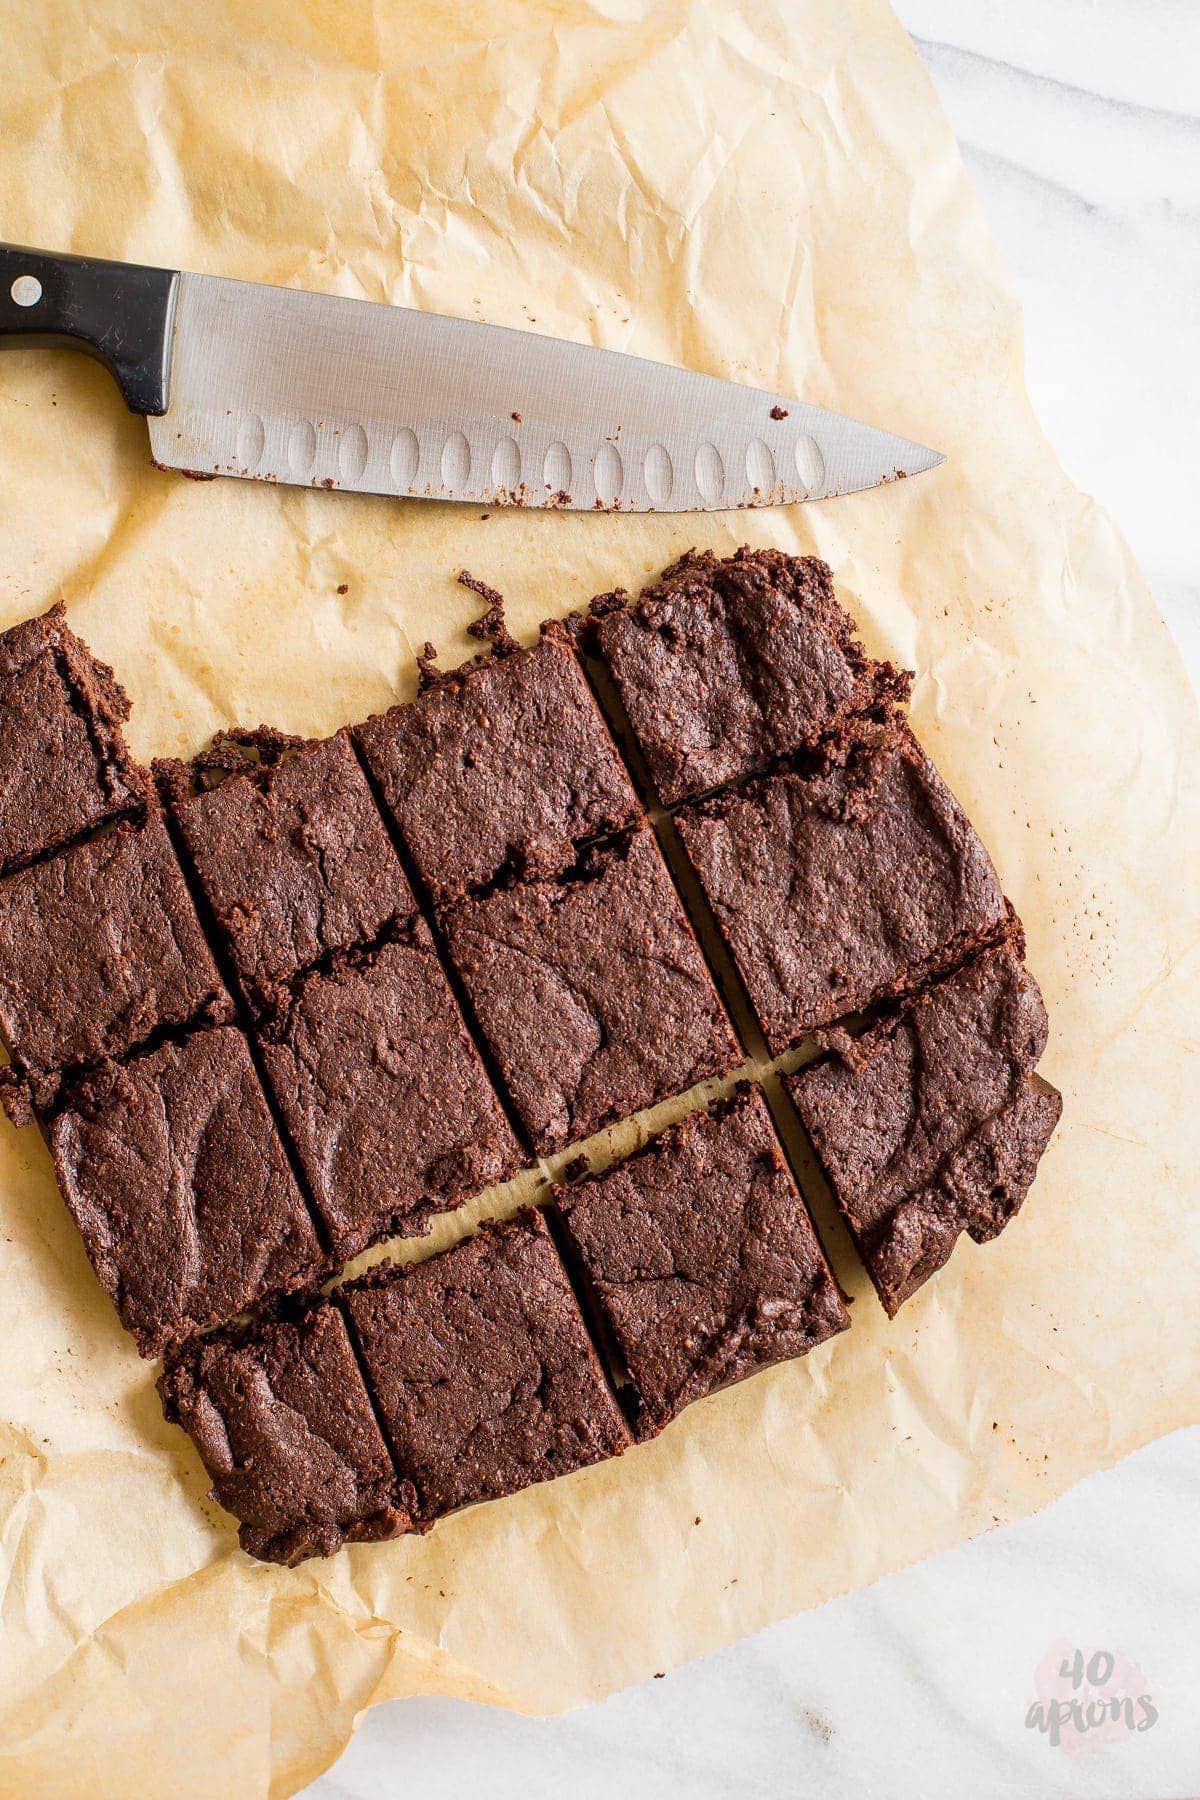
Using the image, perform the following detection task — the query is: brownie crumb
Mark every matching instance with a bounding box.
[415,641,443,691]
[586,588,630,620]
[460,571,520,656]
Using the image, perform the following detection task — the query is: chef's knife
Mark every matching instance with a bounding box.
[0,243,943,511]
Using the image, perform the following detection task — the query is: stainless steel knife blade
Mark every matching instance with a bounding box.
[145,271,942,511]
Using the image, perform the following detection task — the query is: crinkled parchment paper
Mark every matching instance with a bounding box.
[0,1,1196,1793]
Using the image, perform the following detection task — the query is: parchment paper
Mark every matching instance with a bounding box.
[0,1,1196,1793]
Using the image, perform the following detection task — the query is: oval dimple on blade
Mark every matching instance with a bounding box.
[643,443,673,506]
[288,419,316,476]
[492,436,521,492]
[594,442,623,507]
[543,440,573,496]
[441,430,472,489]
[746,438,775,494]
[391,428,420,489]
[338,423,369,482]
[695,441,725,504]
[236,413,266,472]
[795,434,826,496]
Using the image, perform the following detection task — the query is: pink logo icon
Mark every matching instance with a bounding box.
[1026,1641,1158,1753]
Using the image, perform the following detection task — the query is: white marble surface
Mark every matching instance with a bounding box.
[311,8,1200,1796]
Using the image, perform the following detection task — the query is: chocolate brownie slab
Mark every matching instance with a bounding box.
[585,548,910,805]
[0,812,232,1115]
[675,719,1009,1053]
[159,1300,404,1564]
[50,1026,324,1356]
[355,622,640,898]
[260,923,525,1259]
[442,821,741,1155]
[170,731,416,1009]
[788,942,1062,1316]
[554,1087,849,1439]
[0,603,147,875]
[342,1209,630,1529]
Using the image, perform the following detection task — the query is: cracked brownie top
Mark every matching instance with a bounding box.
[585,548,910,805]
[788,941,1062,1315]
[0,602,148,875]
[0,811,232,1114]
[441,820,741,1154]
[51,1025,323,1355]
[342,1208,631,1526]
[554,1085,848,1438]
[675,716,1010,1052]
[258,921,525,1259]
[167,729,416,1011]
[355,622,640,900]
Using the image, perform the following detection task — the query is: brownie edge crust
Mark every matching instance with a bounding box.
[159,1301,405,1565]
[789,942,1062,1316]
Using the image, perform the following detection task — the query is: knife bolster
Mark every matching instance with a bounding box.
[0,243,179,415]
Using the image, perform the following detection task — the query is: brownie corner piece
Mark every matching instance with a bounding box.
[788,941,1062,1316]
[341,1207,630,1530]
[354,623,640,897]
[260,921,524,1259]
[159,1299,404,1564]
[442,820,741,1154]
[586,546,910,804]
[170,728,416,1005]
[554,1085,848,1440]
[0,602,148,873]
[50,1024,324,1356]
[676,717,1009,1052]
[0,808,232,1089]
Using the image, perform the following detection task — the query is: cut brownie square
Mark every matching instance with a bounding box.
[585,548,909,805]
[0,812,232,1114]
[355,622,640,899]
[554,1086,849,1440]
[50,1026,324,1356]
[787,942,1062,1316]
[341,1208,631,1530]
[169,730,416,1010]
[0,603,148,875]
[675,719,1009,1053]
[259,923,525,1259]
[442,820,742,1155]
[159,1300,404,1564]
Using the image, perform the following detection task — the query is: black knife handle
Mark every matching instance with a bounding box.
[0,243,178,415]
